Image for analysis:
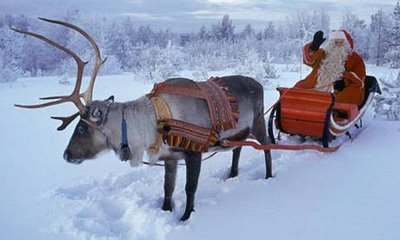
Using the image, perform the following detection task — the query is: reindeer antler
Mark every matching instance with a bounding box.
[51,112,80,131]
[12,18,107,130]
[38,18,107,104]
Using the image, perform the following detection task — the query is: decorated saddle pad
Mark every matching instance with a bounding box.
[149,77,239,152]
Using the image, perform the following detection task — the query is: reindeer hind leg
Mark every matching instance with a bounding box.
[252,114,273,179]
[181,151,202,221]
[229,147,242,178]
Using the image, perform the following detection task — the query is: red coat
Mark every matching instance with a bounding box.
[294,33,366,106]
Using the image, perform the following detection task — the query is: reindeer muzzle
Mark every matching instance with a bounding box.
[63,149,84,164]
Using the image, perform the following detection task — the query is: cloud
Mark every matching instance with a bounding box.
[0,0,396,32]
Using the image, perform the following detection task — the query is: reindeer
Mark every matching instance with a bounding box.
[13,18,273,221]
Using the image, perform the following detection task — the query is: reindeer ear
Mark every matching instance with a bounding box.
[105,95,114,105]
[89,107,103,123]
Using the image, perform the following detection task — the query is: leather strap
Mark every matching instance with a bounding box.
[148,96,172,154]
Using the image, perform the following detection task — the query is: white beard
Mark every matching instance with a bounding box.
[315,41,350,92]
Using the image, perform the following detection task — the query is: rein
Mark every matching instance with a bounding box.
[263,86,295,116]
[142,152,219,167]
[221,139,340,153]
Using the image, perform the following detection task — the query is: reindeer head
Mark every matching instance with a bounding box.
[64,97,118,163]
[13,18,112,164]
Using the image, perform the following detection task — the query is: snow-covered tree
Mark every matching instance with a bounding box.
[369,10,392,66]
[263,22,276,40]
[18,36,52,76]
[3,10,387,79]
[278,10,330,62]
[374,71,400,120]
[104,18,136,71]
[0,28,21,82]
[240,24,255,39]
[44,10,80,76]
[12,14,30,30]
[197,26,210,41]
[235,49,278,86]
[135,42,184,82]
[212,15,235,42]
[341,11,369,60]
[386,1,400,68]
[284,9,330,43]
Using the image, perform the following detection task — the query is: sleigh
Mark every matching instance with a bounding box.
[266,76,381,149]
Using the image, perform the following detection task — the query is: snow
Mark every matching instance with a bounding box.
[0,66,399,240]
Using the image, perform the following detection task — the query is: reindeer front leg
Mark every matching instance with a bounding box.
[181,151,202,221]
[162,160,178,211]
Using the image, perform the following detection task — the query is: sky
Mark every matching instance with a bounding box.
[0,0,397,31]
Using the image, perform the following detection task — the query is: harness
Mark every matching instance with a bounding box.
[148,77,239,153]
[148,96,172,154]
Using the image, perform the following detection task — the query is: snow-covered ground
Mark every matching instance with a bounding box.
[0,66,399,240]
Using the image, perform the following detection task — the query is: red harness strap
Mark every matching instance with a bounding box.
[197,79,237,131]
[221,139,340,153]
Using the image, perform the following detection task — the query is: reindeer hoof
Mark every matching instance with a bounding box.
[265,173,273,179]
[228,170,238,178]
[180,208,194,221]
[162,199,173,211]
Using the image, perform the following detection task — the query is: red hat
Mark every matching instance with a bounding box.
[329,29,354,50]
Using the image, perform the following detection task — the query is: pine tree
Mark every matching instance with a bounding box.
[241,24,255,39]
[341,12,369,60]
[373,4,400,121]
[198,26,209,41]
[386,1,400,68]
[212,15,235,42]
[0,24,22,82]
[369,10,391,66]
[104,18,137,70]
[263,22,275,40]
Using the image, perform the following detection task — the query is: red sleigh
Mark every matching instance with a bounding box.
[266,76,381,149]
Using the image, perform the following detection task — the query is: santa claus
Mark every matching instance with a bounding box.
[294,29,366,106]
